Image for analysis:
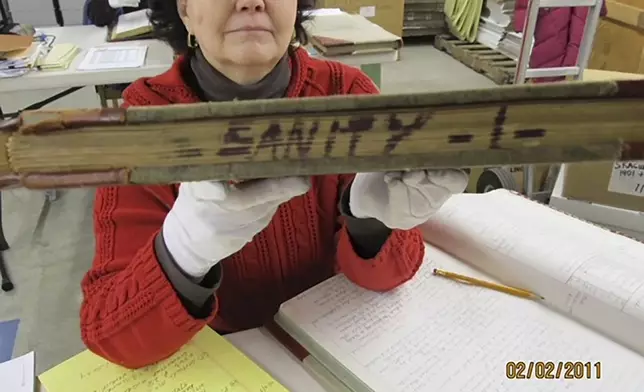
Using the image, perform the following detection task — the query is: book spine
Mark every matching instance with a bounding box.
[0,81,640,190]
[0,169,130,190]
[17,108,127,134]
[264,320,310,362]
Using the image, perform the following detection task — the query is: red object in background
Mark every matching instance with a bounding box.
[514,1,607,83]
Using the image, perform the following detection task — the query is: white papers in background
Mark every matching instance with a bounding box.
[77,45,148,71]
[0,351,35,392]
[483,0,513,28]
[303,8,344,17]
[477,16,506,49]
[476,0,524,60]
[109,0,141,9]
[477,17,524,60]
[497,31,525,60]
[359,6,376,18]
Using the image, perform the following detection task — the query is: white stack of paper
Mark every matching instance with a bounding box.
[477,16,506,49]
[485,0,514,27]
[476,0,522,59]
[498,31,524,60]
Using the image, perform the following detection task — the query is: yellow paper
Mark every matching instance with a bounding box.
[39,327,288,392]
[36,44,80,70]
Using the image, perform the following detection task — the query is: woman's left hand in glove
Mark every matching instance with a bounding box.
[348,169,469,230]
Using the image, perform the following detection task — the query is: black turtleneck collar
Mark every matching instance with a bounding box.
[189,48,291,102]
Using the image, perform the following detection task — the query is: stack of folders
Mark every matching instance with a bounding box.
[0,33,74,77]
[0,34,40,77]
[35,44,81,71]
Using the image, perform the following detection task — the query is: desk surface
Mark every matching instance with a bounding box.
[228,328,327,392]
[1,25,398,94]
[0,25,175,93]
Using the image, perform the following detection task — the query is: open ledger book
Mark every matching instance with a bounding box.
[273,189,644,391]
[107,9,154,42]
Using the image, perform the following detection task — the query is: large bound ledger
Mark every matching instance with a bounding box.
[1,79,643,190]
[271,190,644,391]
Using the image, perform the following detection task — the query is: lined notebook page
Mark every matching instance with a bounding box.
[421,189,644,355]
[279,244,644,392]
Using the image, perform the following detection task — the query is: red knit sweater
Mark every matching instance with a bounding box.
[81,48,425,369]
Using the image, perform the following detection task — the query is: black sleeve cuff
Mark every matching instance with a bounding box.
[339,185,392,259]
[154,233,221,319]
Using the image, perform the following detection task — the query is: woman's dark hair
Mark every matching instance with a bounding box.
[148,0,315,55]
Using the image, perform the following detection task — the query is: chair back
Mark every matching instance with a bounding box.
[82,0,91,25]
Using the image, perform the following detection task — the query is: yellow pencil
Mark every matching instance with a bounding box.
[432,268,544,300]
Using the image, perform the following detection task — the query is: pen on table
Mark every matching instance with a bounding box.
[432,268,544,300]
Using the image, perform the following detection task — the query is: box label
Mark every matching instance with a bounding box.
[359,5,376,17]
[607,161,644,197]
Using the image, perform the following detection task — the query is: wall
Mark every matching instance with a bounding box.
[7,0,84,27]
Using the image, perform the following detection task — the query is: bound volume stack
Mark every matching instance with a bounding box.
[403,0,447,37]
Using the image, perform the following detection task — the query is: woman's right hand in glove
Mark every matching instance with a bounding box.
[162,177,311,278]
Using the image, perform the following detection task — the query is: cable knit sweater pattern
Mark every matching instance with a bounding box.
[80,48,426,369]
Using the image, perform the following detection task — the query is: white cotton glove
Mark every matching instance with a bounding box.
[349,170,469,230]
[108,0,140,8]
[162,178,310,277]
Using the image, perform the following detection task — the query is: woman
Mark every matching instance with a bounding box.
[80,0,468,369]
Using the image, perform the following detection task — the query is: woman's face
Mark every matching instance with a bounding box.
[179,0,297,69]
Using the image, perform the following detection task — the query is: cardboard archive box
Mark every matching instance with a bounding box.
[560,69,644,213]
[315,0,405,37]
[563,162,644,213]
[589,0,644,73]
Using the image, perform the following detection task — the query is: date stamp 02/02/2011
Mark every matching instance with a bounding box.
[506,361,602,380]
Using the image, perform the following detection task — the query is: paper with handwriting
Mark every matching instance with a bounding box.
[39,327,287,392]
[280,242,644,391]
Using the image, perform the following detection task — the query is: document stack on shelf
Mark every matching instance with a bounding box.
[303,9,402,57]
[269,189,644,391]
[476,0,523,59]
